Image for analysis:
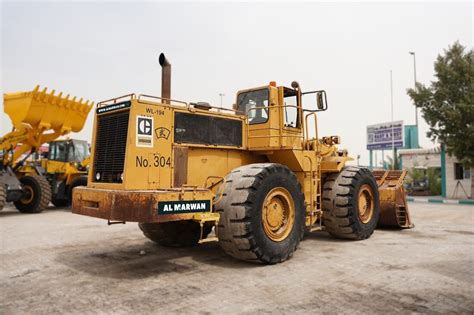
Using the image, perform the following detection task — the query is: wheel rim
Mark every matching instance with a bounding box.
[20,185,34,204]
[261,187,295,242]
[358,184,374,224]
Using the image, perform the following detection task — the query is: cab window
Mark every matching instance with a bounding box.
[283,88,299,128]
[72,141,89,162]
[50,142,67,162]
[237,89,269,124]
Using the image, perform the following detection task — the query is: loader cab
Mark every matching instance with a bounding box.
[236,82,304,150]
[48,140,89,163]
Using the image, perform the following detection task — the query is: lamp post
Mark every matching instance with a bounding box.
[219,93,225,107]
[409,51,419,146]
[390,70,395,170]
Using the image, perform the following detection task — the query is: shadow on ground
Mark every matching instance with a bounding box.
[55,239,261,280]
[0,205,71,217]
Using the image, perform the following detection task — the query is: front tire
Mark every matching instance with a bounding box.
[14,175,51,213]
[322,167,380,240]
[216,163,305,264]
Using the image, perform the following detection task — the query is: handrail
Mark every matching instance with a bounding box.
[245,104,300,115]
[305,112,319,151]
[189,103,241,114]
[246,104,301,128]
[138,94,188,107]
[97,94,136,107]
[139,94,241,115]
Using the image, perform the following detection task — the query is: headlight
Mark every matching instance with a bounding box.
[95,172,101,181]
[120,173,124,181]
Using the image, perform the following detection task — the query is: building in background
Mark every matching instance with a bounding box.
[399,146,471,199]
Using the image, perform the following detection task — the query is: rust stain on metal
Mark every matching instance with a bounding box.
[374,170,414,228]
[73,186,212,223]
[173,146,188,187]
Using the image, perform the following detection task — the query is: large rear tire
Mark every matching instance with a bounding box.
[216,163,305,264]
[139,221,212,247]
[322,167,380,240]
[14,175,51,213]
[0,184,5,211]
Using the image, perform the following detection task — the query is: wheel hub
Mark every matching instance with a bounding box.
[20,185,34,204]
[265,198,285,228]
[358,184,374,224]
[261,187,295,242]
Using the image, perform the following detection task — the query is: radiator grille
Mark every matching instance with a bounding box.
[174,112,242,147]
[93,110,130,183]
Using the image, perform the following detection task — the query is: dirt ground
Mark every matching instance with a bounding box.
[1,202,473,314]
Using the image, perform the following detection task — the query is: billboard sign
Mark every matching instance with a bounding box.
[367,121,404,150]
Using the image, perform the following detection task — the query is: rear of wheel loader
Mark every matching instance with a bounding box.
[373,169,414,228]
[71,52,413,266]
[1,86,93,213]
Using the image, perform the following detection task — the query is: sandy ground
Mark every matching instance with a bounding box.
[1,202,473,314]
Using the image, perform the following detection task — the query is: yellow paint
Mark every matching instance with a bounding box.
[2,86,92,197]
[1,85,93,165]
[75,82,390,230]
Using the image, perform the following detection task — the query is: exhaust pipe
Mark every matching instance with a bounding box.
[159,53,171,104]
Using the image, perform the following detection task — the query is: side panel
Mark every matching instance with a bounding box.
[124,101,174,190]
[186,148,266,188]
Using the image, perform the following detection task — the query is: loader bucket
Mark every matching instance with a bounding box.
[373,170,414,229]
[4,85,93,133]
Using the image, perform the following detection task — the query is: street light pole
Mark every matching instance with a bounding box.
[390,70,395,170]
[219,93,225,107]
[409,51,419,146]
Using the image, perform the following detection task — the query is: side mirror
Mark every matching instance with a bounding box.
[301,89,328,112]
[316,91,327,110]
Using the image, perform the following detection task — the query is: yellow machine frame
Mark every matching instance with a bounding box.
[75,87,351,229]
[72,53,411,264]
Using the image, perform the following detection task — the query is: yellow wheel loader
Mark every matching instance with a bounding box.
[1,86,93,213]
[72,53,413,264]
[15,139,90,207]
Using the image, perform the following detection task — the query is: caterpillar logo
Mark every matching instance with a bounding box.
[138,117,152,135]
[158,200,211,214]
[136,115,153,147]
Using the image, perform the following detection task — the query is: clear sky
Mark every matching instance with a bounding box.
[1,1,472,166]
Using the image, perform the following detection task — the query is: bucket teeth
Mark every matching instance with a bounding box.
[375,169,414,229]
[3,85,94,134]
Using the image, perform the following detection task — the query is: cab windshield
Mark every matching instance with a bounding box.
[49,140,89,163]
[237,89,269,124]
[70,140,89,162]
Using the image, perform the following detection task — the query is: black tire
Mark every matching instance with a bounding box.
[52,176,87,207]
[0,184,5,211]
[67,176,88,205]
[139,221,212,247]
[51,196,69,207]
[322,167,380,240]
[215,163,305,264]
[14,175,51,213]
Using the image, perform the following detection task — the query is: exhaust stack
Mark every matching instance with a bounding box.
[159,53,171,104]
